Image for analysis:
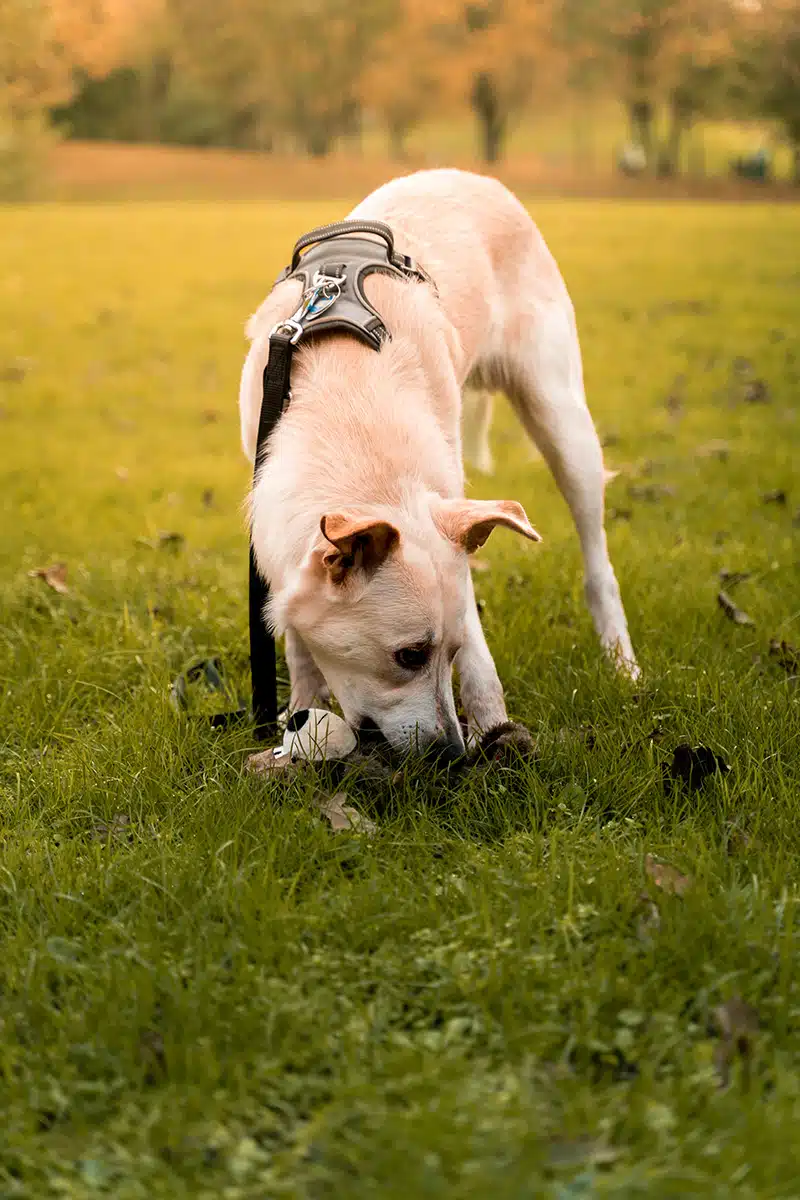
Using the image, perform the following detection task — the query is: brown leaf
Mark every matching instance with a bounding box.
[628,483,676,502]
[0,356,34,382]
[743,379,770,404]
[712,995,759,1087]
[90,812,131,845]
[138,1028,166,1082]
[769,639,799,676]
[634,890,662,941]
[718,568,751,588]
[28,563,69,594]
[718,590,754,627]
[315,792,376,836]
[696,439,730,462]
[645,854,692,896]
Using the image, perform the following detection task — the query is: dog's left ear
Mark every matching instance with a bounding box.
[433,498,541,553]
[320,512,400,583]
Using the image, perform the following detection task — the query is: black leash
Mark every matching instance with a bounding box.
[246,219,434,740]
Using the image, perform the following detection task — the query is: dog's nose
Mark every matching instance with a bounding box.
[423,734,466,767]
[357,715,390,748]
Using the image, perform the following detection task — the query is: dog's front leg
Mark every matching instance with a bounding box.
[285,627,331,713]
[455,580,508,743]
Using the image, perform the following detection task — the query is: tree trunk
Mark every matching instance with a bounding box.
[471,71,505,164]
[388,119,408,161]
[628,99,653,163]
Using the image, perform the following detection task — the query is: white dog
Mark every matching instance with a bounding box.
[239,169,637,758]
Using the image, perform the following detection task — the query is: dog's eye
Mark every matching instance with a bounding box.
[394,644,431,672]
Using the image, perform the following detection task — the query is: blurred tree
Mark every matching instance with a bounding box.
[359,0,453,158]
[0,0,153,193]
[749,0,800,181]
[169,0,391,154]
[459,0,559,163]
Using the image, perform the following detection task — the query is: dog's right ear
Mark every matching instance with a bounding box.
[319,512,400,584]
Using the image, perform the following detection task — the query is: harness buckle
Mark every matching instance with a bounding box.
[269,318,304,344]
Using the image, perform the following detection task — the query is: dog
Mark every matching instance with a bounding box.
[239,169,638,758]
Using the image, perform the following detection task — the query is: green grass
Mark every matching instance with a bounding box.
[1,197,799,1198]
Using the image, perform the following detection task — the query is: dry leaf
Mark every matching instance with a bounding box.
[719,568,751,588]
[634,890,662,941]
[316,792,376,836]
[666,743,730,791]
[769,639,799,676]
[697,440,730,461]
[245,748,293,774]
[712,995,759,1087]
[90,813,131,845]
[718,590,754,627]
[645,854,692,896]
[28,563,69,594]
[743,378,770,403]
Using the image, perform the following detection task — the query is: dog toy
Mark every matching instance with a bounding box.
[245,707,534,776]
[246,708,357,773]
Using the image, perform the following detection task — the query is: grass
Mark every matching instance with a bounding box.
[1,195,799,1197]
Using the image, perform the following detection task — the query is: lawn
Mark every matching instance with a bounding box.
[1,194,799,1197]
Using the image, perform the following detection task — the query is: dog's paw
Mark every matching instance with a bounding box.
[472,721,536,767]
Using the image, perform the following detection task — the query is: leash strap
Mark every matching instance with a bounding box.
[247,220,435,740]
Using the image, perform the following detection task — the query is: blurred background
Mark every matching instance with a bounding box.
[1,0,799,201]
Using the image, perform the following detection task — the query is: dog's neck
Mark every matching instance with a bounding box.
[251,276,465,590]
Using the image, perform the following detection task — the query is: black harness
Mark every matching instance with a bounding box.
[248,219,435,739]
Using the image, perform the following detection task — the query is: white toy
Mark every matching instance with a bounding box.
[246,708,357,773]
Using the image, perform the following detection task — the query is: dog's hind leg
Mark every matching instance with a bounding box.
[461,387,494,475]
[502,295,639,679]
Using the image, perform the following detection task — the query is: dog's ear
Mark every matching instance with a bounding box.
[433,498,541,553]
[320,512,400,583]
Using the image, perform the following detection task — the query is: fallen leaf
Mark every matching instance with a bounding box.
[769,639,799,676]
[762,489,787,506]
[90,812,131,845]
[645,854,692,896]
[628,483,676,502]
[28,563,69,594]
[469,557,490,573]
[634,891,662,941]
[138,1028,166,1083]
[718,590,754,627]
[718,568,751,588]
[0,356,34,382]
[712,995,759,1087]
[245,747,293,773]
[666,743,730,791]
[315,792,376,836]
[743,379,770,403]
[696,439,730,462]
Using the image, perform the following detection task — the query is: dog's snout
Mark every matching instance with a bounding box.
[423,733,466,767]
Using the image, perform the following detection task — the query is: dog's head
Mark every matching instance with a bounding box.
[272,495,540,757]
